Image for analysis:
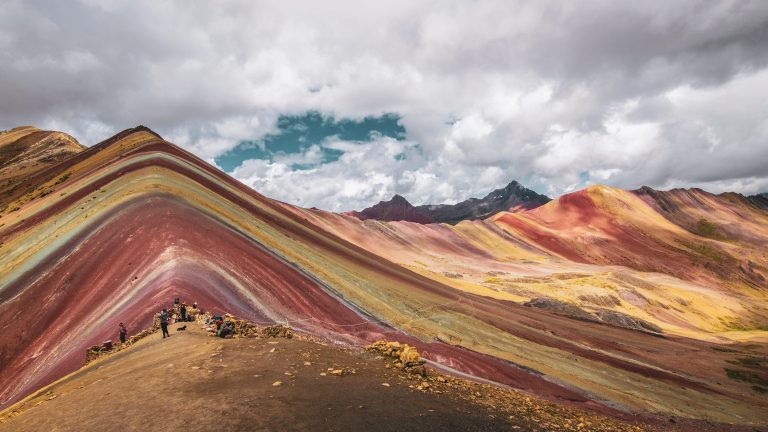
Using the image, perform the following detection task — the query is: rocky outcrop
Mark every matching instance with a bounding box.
[416,181,550,224]
[351,194,433,223]
[749,192,768,211]
[523,297,662,334]
[366,340,427,377]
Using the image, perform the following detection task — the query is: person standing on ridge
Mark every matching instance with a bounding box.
[180,303,187,322]
[119,322,128,344]
[158,309,170,338]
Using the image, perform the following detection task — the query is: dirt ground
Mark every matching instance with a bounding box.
[0,323,761,432]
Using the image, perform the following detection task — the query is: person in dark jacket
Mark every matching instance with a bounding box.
[218,321,235,338]
[180,303,187,322]
[119,322,128,344]
[158,309,170,338]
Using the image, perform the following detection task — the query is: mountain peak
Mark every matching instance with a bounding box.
[389,194,411,204]
[357,194,432,223]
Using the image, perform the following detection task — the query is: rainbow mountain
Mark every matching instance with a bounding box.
[0,126,766,426]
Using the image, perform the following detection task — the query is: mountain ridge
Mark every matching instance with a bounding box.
[350,180,551,225]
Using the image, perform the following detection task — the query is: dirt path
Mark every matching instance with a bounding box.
[0,323,759,432]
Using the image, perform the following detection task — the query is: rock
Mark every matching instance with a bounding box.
[399,345,421,366]
[272,381,282,387]
[381,383,390,387]
[303,361,312,366]
[330,369,343,376]
[261,325,293,339]
[523,297,596,321]
[407,365,427,377]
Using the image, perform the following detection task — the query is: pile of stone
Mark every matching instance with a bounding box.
[199,312,294,339]
[229,317,262,337]
[366,340,427,377]
[85,327,158,363]
[261,324,293,339]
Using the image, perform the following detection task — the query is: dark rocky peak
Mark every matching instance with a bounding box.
[352,180,550,225]
[357,194,433,224]
[414,181,550,225]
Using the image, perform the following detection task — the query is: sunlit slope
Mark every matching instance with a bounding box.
[634,186,768,248]
[0,126,85,207]
[0,128,765,425]
[288,190,768,341]
[492,186,768,332]
[496,186,767,289]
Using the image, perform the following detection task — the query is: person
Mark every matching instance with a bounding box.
[119,322,128,344]
[158,309,170,338]
[180,303,187,322]
[218,321,235,338]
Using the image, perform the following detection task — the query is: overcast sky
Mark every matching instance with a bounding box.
[2,1,767,211]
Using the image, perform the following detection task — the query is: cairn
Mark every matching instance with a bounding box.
[200,312,293,339]
[366,340,427,377]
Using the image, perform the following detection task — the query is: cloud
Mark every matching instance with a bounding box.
[1,0,767,208]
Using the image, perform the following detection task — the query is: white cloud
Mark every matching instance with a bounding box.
[1,0,767,209]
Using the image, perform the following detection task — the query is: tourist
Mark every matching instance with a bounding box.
[180,303,187,322]
[219,321,235,338]
[158,309,170,338]
[119,322,128,344]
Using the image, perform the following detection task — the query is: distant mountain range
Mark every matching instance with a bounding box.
[349,180,551,224]
[750,192,768,210]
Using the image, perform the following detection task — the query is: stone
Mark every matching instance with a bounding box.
[272,381,282,387]
[261,325,293,339]
[407,365,427,377]
[399,345,421,365]
[330,369,343,376]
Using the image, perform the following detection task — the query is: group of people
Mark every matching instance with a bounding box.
[117,298,201,342]
[204,315,236,338]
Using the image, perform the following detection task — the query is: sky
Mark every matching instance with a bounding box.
[1,1,767,211]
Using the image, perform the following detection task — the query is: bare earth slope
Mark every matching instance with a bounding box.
[0,323,752,432]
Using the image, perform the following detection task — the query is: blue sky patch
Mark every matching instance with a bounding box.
[215,111,406,172]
